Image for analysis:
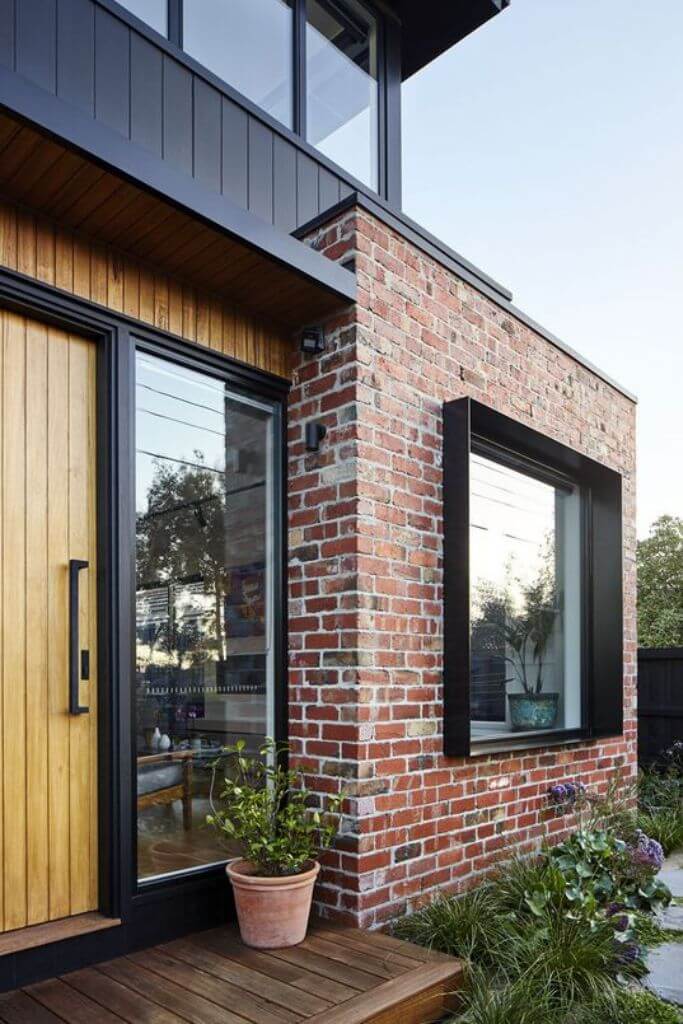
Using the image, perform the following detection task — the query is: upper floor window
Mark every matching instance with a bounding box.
[184,0,295,130]
[116,0,383,194]
[305,0,379,190]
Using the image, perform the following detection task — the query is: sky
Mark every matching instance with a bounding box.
[401,0,683,539]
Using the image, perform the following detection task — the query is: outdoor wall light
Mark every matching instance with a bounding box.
[305,421,327,452]
[300,326,326,355]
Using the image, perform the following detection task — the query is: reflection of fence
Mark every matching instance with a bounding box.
[638,647,683,764]
[471,655,507,721]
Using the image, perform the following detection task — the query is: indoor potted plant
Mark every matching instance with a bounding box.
[474,564,561,731]
[207,738,342,949]
[503,569,561,730]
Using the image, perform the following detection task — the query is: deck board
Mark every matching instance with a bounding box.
[1,922,463,1024]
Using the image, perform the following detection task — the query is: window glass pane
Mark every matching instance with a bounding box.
[184,0,294,129]
[135,352,276,882]
[306,0,379,189]
[470,451,582,742]
[118,0,167,35]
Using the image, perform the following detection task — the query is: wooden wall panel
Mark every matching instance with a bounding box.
[2,310,27,931]
[25,318,49,926]
[46,322,71,923]
[0,200,293,379]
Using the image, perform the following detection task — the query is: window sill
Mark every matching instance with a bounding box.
[468,728,588,758]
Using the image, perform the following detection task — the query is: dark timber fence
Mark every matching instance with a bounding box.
[638,647,683,763]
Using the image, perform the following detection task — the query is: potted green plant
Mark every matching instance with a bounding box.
[207,738,342,949]
[504,569,560,730]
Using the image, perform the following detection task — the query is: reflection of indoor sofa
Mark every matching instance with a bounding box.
[137,751,193,830]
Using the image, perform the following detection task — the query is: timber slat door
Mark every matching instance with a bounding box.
[0,308,98,933]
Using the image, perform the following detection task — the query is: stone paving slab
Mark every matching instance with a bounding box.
[644,942,683,1006]
[659,850,683,899]
[645,850,683,1004]
[658,905,683,932]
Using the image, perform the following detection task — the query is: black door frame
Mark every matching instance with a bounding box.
[0,266,289,991]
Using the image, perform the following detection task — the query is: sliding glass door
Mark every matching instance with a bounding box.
[134,350,277,882]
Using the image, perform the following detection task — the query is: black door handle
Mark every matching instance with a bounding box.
[69,559,90,715]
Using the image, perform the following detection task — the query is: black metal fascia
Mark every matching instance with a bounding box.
[295,192,637,404]
[0,66,357,308]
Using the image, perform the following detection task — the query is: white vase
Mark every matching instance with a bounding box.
[151,727,161,751]
[159,733,171,752]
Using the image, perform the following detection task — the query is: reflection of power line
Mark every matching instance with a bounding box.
[137,480,266,524]
[137,448,224,475]
[471,489,553,518]
[137,380,224,419]
[136,494,220,527]
[137,404,225,439]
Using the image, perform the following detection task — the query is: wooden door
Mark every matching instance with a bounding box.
[0,308,98,932]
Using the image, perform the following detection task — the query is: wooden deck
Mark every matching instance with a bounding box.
[0,922,463,1024]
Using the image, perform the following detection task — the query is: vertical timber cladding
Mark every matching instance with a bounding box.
[0,196,292,933]
[0,200,293,379]
[0,308,98,931]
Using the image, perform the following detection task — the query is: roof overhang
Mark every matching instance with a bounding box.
[0,67,356,330]
[392,0,511,80]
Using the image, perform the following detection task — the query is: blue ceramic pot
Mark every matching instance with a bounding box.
[508,692,559,731]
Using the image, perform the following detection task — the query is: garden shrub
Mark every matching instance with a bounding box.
[395,823,675,1023]
[638,766,683,855]
[637,807,683,856]
[548,827,671,922]
[658,739,683,776]
[455,968,555,1024]
[572,988,682,1024]
[505,913,641,1002]
[396,772,680,1024]
[392,884,515,967]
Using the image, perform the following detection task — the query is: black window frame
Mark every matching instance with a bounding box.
[132,336,287,893]
[443,397,624,758]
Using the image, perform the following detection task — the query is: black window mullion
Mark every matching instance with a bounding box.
[168,0,182,45]
[376,10,387,200]
[383,13,402,205]
[294,0,306,138]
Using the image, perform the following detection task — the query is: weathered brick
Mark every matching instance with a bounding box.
[289,203,637,930]
[394,842,422,863]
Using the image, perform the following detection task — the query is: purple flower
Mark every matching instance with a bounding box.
[631,831,664,871]
[549,779,585,808]
[617,941,641,965]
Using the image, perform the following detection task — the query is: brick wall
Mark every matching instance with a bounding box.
[288,206,637,929]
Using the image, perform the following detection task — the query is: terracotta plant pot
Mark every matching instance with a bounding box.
[226,858,320,949]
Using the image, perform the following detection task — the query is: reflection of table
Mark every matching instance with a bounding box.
[137,751,193,830]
